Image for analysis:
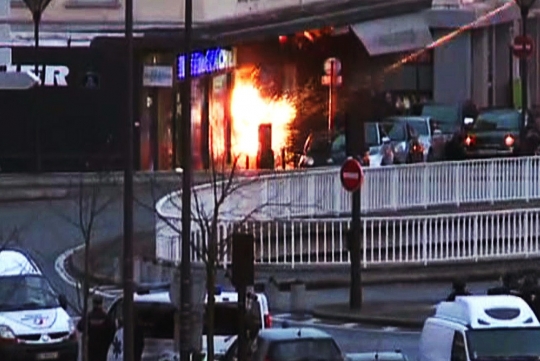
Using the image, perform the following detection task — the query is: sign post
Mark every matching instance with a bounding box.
[512,35,534,59]
[340,156,364,310]
[322,57,342,133]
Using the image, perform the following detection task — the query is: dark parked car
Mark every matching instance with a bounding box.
[297,131,344,168]
[463,109,521,158]
[221,327,345,361]
[378,116,431,164]
[298,125,377,168]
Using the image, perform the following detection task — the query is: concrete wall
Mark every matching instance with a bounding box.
[0,0,10,65]
[433,22,514,107]
[432,29,472,104]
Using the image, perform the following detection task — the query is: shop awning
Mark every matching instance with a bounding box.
[351,12,433,56]
[204,0,433,46]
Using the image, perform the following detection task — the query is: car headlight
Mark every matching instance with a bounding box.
[68,318,76,335]
[304,156,314,166]
[0,325,16,340]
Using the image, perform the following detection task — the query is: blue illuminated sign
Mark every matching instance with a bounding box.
[177,48,235,79]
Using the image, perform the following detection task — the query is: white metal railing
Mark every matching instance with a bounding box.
[156,156,540,223]
[156,208,540,267]
[155,156,540,265]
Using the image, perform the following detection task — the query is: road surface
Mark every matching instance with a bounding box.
[273,281,499,359]
[0,185,160,314]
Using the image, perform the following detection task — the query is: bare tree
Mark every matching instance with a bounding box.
[54,173,119,361]
[193,150,273,361]
[146,146,275,360]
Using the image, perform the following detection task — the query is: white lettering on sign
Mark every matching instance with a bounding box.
[343,172,360,180]
[6,64,69,86]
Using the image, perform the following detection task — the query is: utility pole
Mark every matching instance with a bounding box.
[122,0,135,356]
[180,0,193,359]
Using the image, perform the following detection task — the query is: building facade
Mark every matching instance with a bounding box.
[6,0,539,172]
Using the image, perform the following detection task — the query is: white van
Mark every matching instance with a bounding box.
[106,286,271,360]
[419,295,540,361]
[0,249,78,361]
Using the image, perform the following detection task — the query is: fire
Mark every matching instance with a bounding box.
[230,78,296,161]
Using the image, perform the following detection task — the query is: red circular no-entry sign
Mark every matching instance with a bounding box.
[340,157,364,192]
[512,35,534,59]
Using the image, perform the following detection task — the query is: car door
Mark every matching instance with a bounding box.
[451,331,468,361]
[222,338,259,361]
[107,297,123,328]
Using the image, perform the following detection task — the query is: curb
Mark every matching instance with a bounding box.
[54,244,119,299]
[311,304,430,329]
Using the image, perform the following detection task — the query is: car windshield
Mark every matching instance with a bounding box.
[365,123,380,147]
[466,328,540,360]
[408,120,429,136]
[473,111,520,131]
[380,122,406,142]
[136,302,176,339]
[204,302,261,336]
[331,134,346,153]
[269,338,342,361]
[422,104,459,124]
[305,133,331,153]
[0,275,59,311]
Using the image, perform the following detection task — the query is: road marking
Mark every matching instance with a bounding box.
[341,323,358,328]
[304,318,321,324]
[54,244,118,299]
[382,326,399,332]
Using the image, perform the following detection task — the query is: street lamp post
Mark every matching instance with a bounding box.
[21,0,51,74]
[22,0,52,172]
[515,0,536,130]
[180,0,193,360]
[123,0,135,357]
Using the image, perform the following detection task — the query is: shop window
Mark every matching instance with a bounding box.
[210,74,228,161]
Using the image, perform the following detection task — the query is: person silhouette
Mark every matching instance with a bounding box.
[446,279,471,301]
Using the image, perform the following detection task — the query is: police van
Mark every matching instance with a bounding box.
[419,295,540,361]
[0,249,78,361]
[106,286,271,360]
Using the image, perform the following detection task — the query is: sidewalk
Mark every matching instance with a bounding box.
[312,301,436,329]
[0,171,211,203]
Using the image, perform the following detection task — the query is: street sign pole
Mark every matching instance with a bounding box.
[339,155,364,310]
[322,58,341,134]
[514,0,537,133]
[328,63,335,133]
[350,179,362,310]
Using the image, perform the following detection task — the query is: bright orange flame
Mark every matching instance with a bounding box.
[230,79,296,160]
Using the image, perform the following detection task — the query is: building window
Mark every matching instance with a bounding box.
[64,0,121,9]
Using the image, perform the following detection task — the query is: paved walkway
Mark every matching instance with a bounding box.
[311,301,435,329]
